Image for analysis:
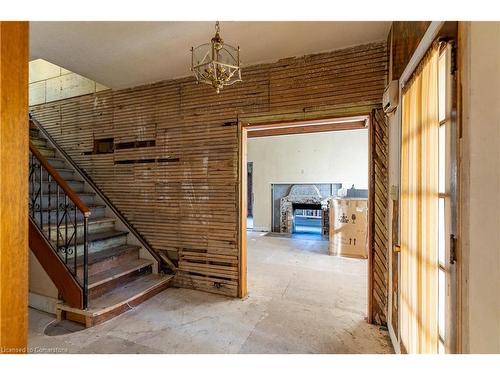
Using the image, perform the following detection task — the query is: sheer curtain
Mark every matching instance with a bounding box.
[400,46,439,354]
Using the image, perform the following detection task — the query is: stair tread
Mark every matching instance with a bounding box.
[44,191,95,197]
[46,157,66,164]
[77,216,114,225]
[37,168,74,176]
[55,229,127,248]
[52,167,74,173]
[30,138,46,144]
[38,203,105,213]
[87,229,127,242]
[58,274,173,315]
[88,258,154,289]
[36,145,55,151]
[46,156,65,160]
[44,216,115,228]
[79,244,141,266]
[89,274,172,312]
[42,178,82,184]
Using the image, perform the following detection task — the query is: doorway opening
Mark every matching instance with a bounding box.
[239,114,376,326]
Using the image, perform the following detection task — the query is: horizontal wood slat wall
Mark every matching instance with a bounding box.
[31,42,387,299]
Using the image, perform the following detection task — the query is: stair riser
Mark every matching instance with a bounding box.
[34,169,75,181]
[36,180,85,193]
[45,220,116,242]
[79,247,140,277]
[31,206,106,226]
[88,265,153,300]
[46,158,67,169]
[37,193,96,207]
[37,147,56,158]
[52,234,129,271]
[88,234,128,254]
[31,138,47,148]
[37,192,95,209]
[63,233,128,257]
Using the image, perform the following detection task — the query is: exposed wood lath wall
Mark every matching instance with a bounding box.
[31,41,388,299]
[370,108,390,325]
[389,21,432,80]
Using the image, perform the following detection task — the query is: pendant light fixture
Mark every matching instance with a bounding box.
[191,21,242,93]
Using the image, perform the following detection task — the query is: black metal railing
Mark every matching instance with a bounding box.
[30,115,177,274]
[29,142,91,309]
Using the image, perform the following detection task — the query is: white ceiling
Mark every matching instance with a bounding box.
[30,21,391,89]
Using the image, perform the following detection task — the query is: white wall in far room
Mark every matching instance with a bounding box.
[247,129,368,231]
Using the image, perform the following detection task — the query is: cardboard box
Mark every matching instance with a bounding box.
[329,198,368,258]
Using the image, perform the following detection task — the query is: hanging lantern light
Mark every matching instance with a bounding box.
[191,21,242,93]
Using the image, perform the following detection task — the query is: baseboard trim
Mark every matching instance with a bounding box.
[388,322,400,354]
[248,227,269,232]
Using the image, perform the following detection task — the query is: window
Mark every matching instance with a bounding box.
[400,45,440,353]
[400,41,456,354]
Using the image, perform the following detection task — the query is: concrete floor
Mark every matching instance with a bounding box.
[28,231,393,354]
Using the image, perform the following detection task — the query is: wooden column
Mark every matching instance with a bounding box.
[0,21,29,353]
[238,124,248,298]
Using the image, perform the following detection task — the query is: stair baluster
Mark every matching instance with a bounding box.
[29,141,91,309]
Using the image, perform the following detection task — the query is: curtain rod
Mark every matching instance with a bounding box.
[399,21,445,89]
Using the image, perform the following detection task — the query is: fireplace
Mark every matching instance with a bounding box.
[279,184,329,234]
[292,203,322,234]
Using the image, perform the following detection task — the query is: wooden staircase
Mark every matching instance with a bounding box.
[29,120,174,328]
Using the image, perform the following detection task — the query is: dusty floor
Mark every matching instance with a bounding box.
[28,231,393,354]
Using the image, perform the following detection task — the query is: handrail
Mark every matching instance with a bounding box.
[29,138,90,309]
[29,141,91,217]
[30,115,177,273]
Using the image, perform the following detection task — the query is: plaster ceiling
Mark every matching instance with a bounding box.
[30,21,391,89]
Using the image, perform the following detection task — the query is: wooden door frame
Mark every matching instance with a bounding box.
[367,113,375,324]
[0,21,29,352]
[238,125,249,298]
[237,114,377,323]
